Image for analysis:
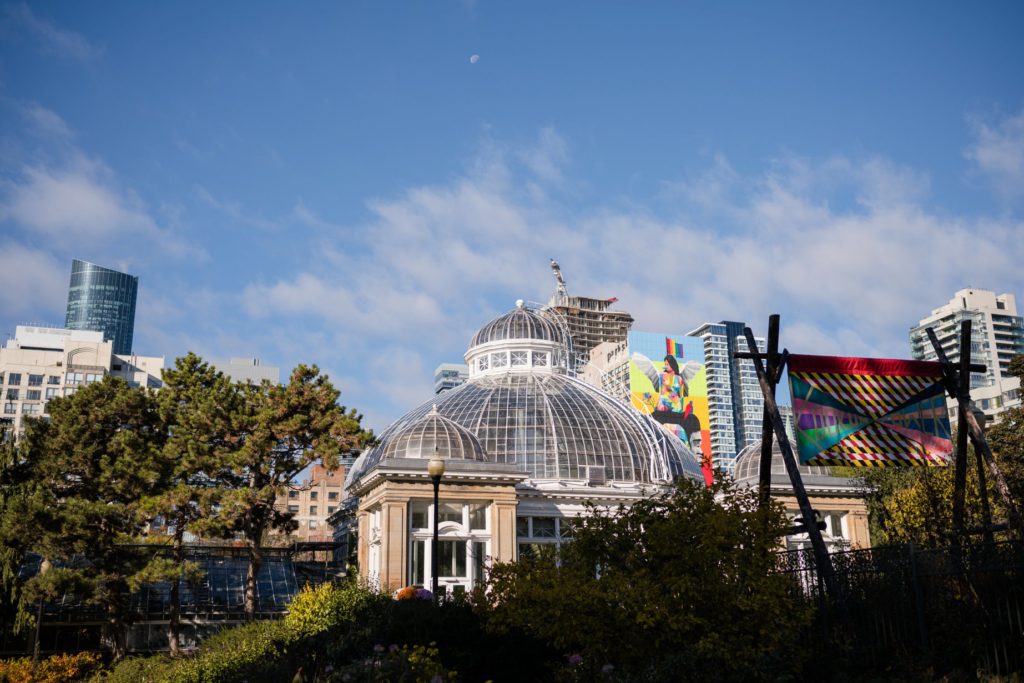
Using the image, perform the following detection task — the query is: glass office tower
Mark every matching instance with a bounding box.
[64,259,139,355]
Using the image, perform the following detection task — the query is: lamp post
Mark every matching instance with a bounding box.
[32,557,52,668]
[427,452,446,603]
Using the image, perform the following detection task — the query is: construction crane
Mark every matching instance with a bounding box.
[550,259,568,301]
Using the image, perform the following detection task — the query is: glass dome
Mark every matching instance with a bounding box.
[733,437,855,484]
[468,300,565,348]
[380,406,486,461]
[350,373,703,486]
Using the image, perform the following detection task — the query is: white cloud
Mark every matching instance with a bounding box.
[6,3,102,62]
[0,242,67,322]
[966,108,1024,200]
[0,157,199,260]
[248,134,1024,382]
[21,103,73,140]
[197,186,282,231]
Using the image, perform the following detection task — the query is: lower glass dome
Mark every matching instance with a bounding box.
[349,373,703,485]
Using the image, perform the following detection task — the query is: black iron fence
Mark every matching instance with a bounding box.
[778,541,1024,677]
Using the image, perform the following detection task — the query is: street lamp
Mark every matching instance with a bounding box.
[32,557,52,668]
[427,451,446,603]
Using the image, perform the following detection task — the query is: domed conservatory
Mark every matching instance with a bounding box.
[344,301,703,594]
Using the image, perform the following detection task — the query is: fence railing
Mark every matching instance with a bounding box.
[777,540,1024,677]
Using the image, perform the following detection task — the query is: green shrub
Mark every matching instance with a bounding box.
[0,651,102,682]
[326,642,458,682]
[285,580,384,637]
[166,620,296,683]
[92,654,174,683]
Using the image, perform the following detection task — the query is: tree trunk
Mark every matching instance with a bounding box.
[245,543,262,621]
[168,528,183,656]
[107,606,126,662]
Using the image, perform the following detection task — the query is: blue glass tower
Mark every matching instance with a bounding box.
[64,259,139,355]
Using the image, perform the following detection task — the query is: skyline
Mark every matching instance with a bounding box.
[1,2,1022,432]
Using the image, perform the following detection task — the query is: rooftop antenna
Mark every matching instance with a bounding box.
[550,259,568,302]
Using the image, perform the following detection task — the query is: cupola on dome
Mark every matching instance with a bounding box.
[468,300,565,348]
[380,405,486,462]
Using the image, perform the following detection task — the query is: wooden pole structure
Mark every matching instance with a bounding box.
[742,326,842,601]
[925,326,1024,540]
[757,315,781,510]
[952,321,971,539]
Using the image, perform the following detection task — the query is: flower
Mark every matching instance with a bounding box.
[373,644,385,654]
[395,586,417,600]
[567,654,583,666]
[415,587,433,600]
[431,676,444,683]
[601,663,615,674]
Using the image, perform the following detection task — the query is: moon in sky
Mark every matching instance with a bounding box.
[469,54,480,64]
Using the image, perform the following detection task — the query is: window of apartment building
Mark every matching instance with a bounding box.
[309,506,317,515]
[5,389,18,400]
[308,521,318,529]
[45,388,59,399]
[28,375,43,387]
[47,376,60,385]
[288,490,299,499]
[66,372,83,386]
[328,491,338,501]
[288,505,299,513]
[0,373,4,384]
[26,390,41,401]
[64,387,76,396]
[309,491,318,501]
[22,404,40,415]
[7,373,21,386]
[85,373,102,384]
[327,506,336,514]
[3,403,16,415]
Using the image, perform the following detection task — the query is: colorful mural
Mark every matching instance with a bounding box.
[628,332,713,485]
[787,354,953,467]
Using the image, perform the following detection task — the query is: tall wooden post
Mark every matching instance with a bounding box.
[757,315,781,510]
[925,325,1024,541]
[970,409,995,548]
[952,321,971,539]
[743,327,841,601]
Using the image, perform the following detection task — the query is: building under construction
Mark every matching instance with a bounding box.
[545,260,634,370]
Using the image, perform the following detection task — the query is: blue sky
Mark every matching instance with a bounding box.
[1,2,1023,432]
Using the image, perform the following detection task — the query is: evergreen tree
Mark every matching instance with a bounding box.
[987,354,1024,505]
[135,353,238,656]
[208,366,369,620]
[20,377,165,660]
[0,424,36,644]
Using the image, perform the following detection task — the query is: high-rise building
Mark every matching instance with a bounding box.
[909,288,1023,423]
[64,259,139,355]
[579,340,630,401]
[0,325,163,437]
[434,363,469,394]
[686,321,766,474]
[215,357,281,385]
[544,260,633,370]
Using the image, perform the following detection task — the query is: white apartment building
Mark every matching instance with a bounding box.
[434,363,469,394]
[687,321,766,475]
[0,325,164,436]
[214,357,281,384]
[579,339,630,402]
[910,289,1023,424]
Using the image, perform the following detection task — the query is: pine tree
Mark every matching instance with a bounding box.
[208,365,369,620]
[20,377,165,661]
[135,353,238,655]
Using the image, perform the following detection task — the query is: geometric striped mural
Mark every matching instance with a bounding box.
[788,354,953,467]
